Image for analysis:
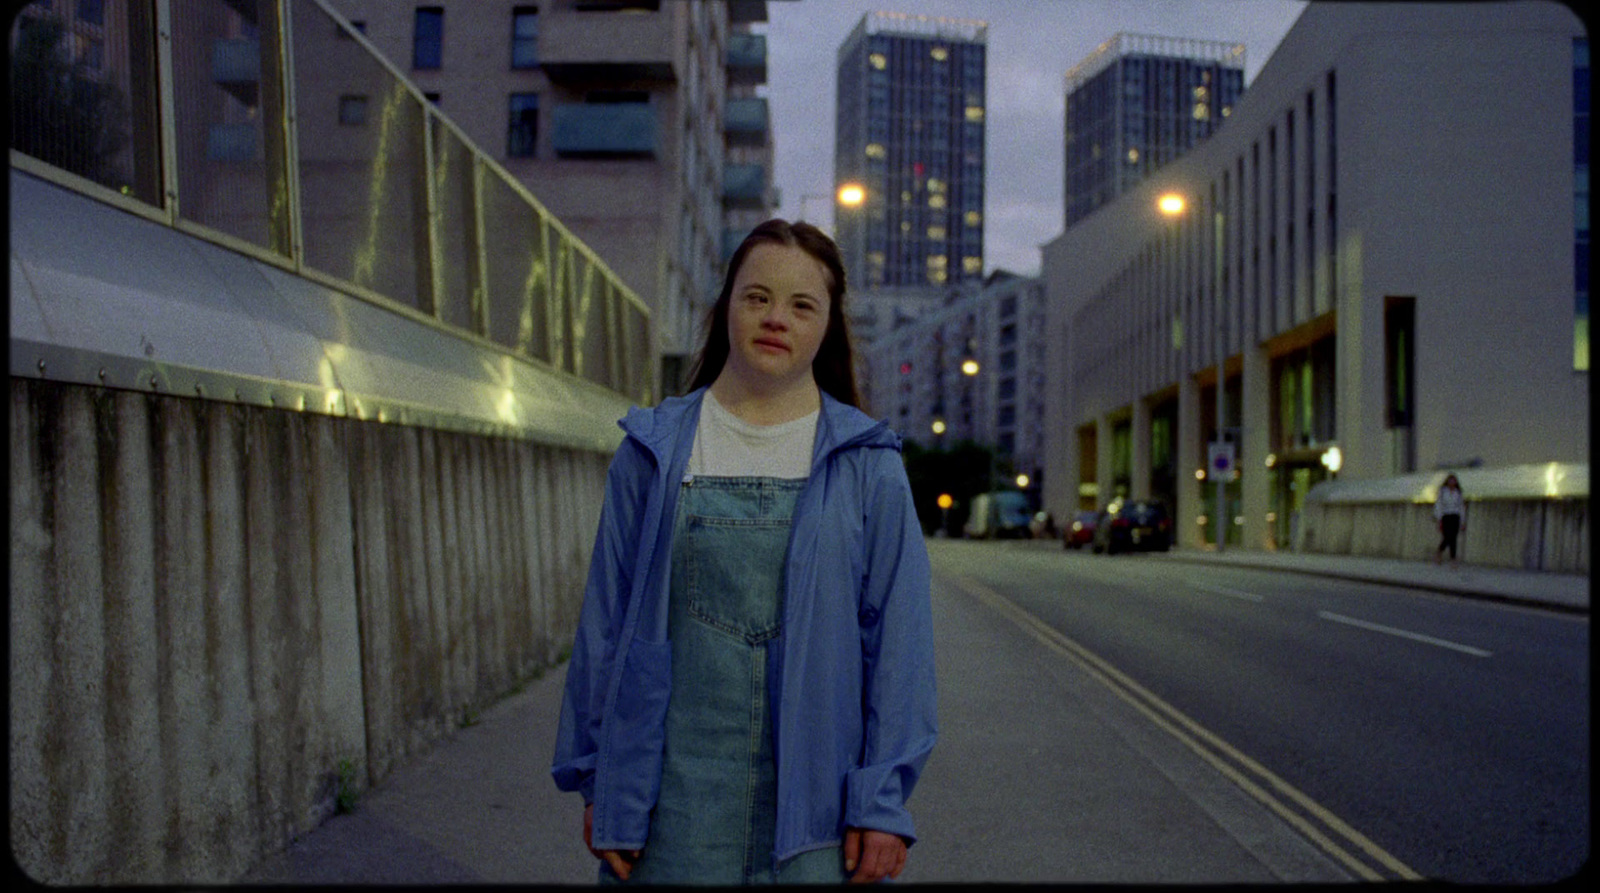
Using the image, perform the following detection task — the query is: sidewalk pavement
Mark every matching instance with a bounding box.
[1145,544,1589,615]
[238,546,1585,885]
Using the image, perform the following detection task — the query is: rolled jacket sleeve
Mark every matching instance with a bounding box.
[843,450,937,843]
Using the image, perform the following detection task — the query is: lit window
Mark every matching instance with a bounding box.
[865,142,886,159]
[964,210,981,226]
[926,177,945,193]
[1127,148,1139,163]
[900,221,911,233]
[964,105,984,122]
[926,255,947,268]
[930,46,948,61]
[869,52,887,70]
[963,256,982,274]
[927,225,946,239]
[928,194,947,209]
[1193,103,1209,121]
[928,269,948,284]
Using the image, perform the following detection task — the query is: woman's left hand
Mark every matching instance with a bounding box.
[843,827,907,883]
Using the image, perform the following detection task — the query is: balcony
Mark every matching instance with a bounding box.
[722,162,767,208]
[728,0,767,26]
[539,8,675,84]
[723,97,768,148]
[551,102,657,159]
[726,32,766,86]
[212,37,259,105]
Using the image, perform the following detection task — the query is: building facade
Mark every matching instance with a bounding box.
[862,271,1048,491]
[323,0,775,394]
[833,11,986,291]
[1041,2,1589,551]
[1064,33,1245,229]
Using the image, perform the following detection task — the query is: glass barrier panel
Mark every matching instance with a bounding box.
[568,247,597,379]
[168,0,291,252]
[291,0,426,310]
[8,0,164,207]
[430,118,477,332]
[481,167,550,361]
[625,298,652,403]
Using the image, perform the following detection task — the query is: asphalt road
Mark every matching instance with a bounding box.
[930,538,1590,884]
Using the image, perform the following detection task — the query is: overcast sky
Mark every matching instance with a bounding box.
[763,0,1309,277]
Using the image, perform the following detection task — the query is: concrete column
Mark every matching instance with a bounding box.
[1176,376,1202,547]
[1241,344,1273,550]
[1096,414,1114,509]
[1131,397,1151,500]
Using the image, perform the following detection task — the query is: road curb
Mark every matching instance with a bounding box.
[1150,553,1589,616]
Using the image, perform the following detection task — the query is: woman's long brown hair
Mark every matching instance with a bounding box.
[683,219,862,408]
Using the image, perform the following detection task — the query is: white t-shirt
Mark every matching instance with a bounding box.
[687,390,818,479]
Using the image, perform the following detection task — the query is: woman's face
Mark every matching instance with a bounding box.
[721,242,832,391]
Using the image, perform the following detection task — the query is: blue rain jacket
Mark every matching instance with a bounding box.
[551,387,937,863]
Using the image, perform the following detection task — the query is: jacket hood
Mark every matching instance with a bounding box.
[619,388,899,468]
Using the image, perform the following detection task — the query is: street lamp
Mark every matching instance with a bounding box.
[796,183,866,235]
[1159,189,1227,551]
[960,358,980,376]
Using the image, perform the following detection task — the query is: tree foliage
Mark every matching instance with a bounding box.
[901,440,999,536]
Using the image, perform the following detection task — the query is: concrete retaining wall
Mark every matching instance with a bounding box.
[1295,498,1589,574]
[8,377,607,883]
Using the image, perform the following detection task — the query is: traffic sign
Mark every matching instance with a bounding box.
[1208,442,1235,474]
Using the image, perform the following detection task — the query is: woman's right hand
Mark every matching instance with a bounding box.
[584,803,641,880]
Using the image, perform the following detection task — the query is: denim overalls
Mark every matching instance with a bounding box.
[602,474,848,885]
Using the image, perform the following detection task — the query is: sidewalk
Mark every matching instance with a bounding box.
[1143,545,1589,615]
[239,553,1378,885]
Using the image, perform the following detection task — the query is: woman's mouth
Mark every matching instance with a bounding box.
[754,338,789,353]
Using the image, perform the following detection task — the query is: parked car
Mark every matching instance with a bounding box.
[1092,499,1173,554]
[1062,510,1101,549]
[963,490,1033,539]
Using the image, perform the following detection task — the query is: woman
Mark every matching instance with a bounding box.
[1433,473,1466,566]
[551,220,937,885]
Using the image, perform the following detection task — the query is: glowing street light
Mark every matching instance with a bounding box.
[1320,445,1342,475]
[1015,473,1030,489]
[837,183,866,207]
[960,359,980,376]
[931,419,947,435]
[1158,192,1187,217]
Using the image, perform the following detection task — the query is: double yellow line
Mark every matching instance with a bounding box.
[942,569,1424,882]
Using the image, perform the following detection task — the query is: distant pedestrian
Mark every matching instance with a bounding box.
[551,219,937,885]
[1433,473,1466,566]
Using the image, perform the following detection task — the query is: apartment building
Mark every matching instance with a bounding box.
[862,270,1048,490]
[1064,32,1245,229]
[833,10,986,291]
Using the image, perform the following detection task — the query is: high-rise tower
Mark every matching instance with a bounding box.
[834,11,986,290]
[1063,33,1244,228]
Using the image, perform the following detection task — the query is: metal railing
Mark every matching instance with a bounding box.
[8,0,654,406]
